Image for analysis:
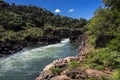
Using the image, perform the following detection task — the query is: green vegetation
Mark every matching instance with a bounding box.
[82,0,120,79]
[67,60,80,70]
[61,0,120,79]
[50,67,62,75]
[111,69,120,80]
[1,0,120,79]
[84,48,120,70]
[0,0,87,42]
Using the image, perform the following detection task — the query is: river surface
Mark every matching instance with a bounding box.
[0,39,78,80]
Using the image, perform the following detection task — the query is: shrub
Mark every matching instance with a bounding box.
[67,60,80,70]
[85,48,120,70]
[111,69,120,80]
[50,67,62,75]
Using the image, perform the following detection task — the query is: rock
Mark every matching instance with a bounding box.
[43,63,55,71]
[86,69,110,79]
[52,29,70,38]
[69,29,82,43]
[47,36,61,44]
[36,70,54,80]
[50,75,70,80]
[65,69,87,79]
[0,35,61,57]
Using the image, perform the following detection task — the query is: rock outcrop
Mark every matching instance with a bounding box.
[36,56,79,80]
[36,33,113,80]
[0,29,81,57]
[0,36,61,57]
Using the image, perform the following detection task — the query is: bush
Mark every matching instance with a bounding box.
[19,27,43,38]
[50,67,62,75]
[111,69,120,80]
[107,36,120,51]
[1,31,18,41]
[67,60,80,70]
[88,35,96,46]
[85,48,120,70]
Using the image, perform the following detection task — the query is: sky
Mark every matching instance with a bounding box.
[4,0,103,20]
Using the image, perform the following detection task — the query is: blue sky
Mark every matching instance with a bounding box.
[5,0,103,20]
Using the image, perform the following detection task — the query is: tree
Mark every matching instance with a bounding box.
[75,18,87,28]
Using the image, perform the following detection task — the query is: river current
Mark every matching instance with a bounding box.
[0,39,78,80]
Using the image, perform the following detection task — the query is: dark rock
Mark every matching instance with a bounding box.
[69,29,83,43]
[0,35,61,57]
[52,29,70,38]
[47,36,61,44]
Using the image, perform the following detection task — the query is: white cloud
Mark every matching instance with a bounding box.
[68,9,74,12]
[54,9,61,13]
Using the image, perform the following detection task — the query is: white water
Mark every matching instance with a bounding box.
[0,39,78,80]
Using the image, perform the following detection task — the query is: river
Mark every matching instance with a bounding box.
[0,39,78,80]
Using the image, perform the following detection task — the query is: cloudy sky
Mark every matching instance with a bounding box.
[5,0,102,20]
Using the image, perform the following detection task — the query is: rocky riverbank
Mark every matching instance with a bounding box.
[36,33,88,80]
[36,33,111,80]
[36,56,79,80]
[0,36,60,57]
[0,29,82,57]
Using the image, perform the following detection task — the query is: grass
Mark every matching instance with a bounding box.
[50,67,62,75]
[67,60,80,70]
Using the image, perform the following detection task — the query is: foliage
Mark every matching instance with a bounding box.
[67,60,80,70]
[20,28,43,38]
[86,0,120,52]
[111,69,120,80]
[86,8,115,37]
[85,48,120,70]
[0,1,87,42]
[107,35,120,51]
[75,18,87,28]
[50,67,62,75]
[88,35,96,46]
[0,31,18,41]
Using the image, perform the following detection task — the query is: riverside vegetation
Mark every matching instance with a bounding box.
[36,0,120,80]
[0,0,120,80]
[0,1,87,57]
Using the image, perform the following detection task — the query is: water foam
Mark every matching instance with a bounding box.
[0,39,70,73]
